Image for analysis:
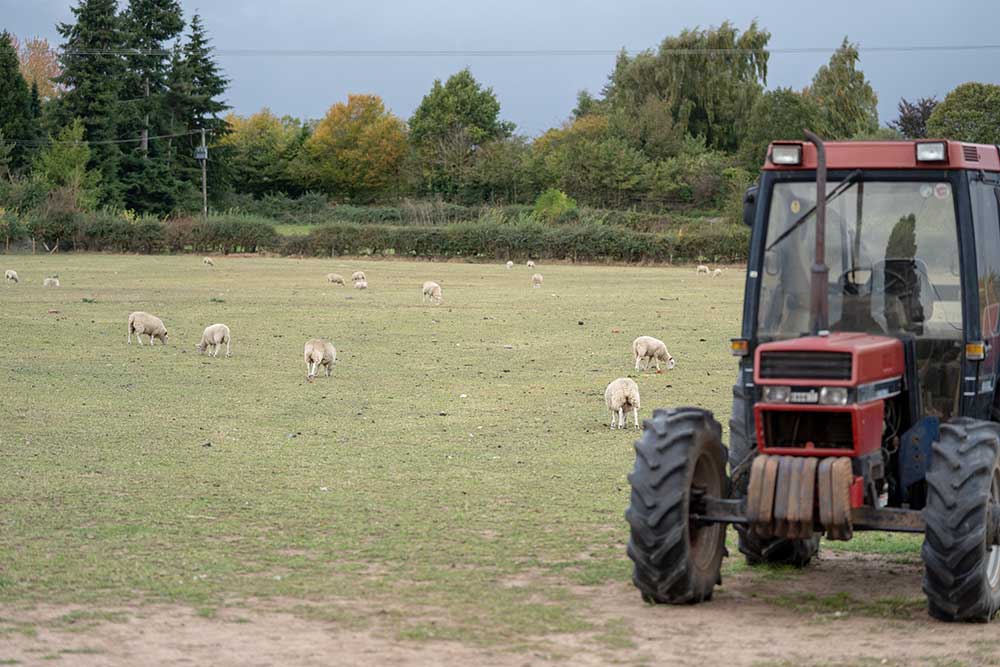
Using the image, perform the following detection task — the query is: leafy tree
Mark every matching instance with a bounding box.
[739,87,825,168]
[0,31,37,170]
[889,97,937,139]
[571,90,605,119]
[605,21,770,153]
[608,96,687,161]
[54,0,126,205]
[409,69,513,147]
[11,35,62,100]
[33,118,101,210]
[926,83,1000,144]
[465,136,536,204]
[807,38,878,139]
[216,109,306,197]
[296,95,406,202]
[533,188,577,223]
[0,130,13,181]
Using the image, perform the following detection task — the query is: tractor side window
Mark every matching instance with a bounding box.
[972,182,1000,345]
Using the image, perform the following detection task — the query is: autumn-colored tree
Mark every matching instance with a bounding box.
[296,95,406,202]
[216,109,306,196]
[11,35,62,100]
[807,38,878,139]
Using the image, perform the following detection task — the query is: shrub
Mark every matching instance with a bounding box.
[533,188,578,224]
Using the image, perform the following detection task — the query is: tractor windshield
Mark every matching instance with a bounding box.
[758,179,964,417]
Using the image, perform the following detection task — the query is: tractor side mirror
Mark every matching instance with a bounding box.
[743,184,758,227]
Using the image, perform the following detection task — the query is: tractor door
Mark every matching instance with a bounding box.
[970,176,1000,418]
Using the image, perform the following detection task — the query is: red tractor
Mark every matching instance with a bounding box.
[626,133,1000,621]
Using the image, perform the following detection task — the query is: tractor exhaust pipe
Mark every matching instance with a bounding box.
[805,130,829,334]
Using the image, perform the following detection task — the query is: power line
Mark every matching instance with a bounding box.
[61,43,1000,57]
[9,130,202,147]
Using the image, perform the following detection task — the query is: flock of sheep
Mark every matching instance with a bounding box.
[6,256,681,426]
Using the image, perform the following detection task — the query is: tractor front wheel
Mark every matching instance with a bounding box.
[626,407,728,604]
[922,417,1000,622]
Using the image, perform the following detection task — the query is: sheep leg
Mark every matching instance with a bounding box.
[136,331,143,346]
[127,327,132,344]
[633,407,639,430]
[610,411,616,430]
[618,407,625,429]
[655,358,660,371]
[225,339,231,357]
[634,355,642,371]
[325,362,332,377]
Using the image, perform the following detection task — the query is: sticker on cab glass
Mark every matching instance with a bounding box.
[920,184,933,198]
[934,183,950,199]
[790,200,801,214]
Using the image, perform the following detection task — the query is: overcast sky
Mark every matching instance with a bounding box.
[4,0,999,136]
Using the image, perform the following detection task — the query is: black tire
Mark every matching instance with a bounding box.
[729,380,819,566]
[626,407,728,604]
[922,417,1000,622]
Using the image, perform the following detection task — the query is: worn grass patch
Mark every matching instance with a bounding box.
[766,591,925,620]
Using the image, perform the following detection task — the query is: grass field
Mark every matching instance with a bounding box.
[0,254,931,663]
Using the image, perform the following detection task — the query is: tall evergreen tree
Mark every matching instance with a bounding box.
[118,0,184,213]
[0,31,37,170]
[807,38,879,139]
[54,0,126,205]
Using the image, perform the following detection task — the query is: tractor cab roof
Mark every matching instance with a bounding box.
[763,139,1000,172]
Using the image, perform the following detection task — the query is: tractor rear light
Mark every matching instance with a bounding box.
[762,385,791,403]
[770,144,802,166]
[819,386,849,406]
[730,338,749,356]
[966,341,987,361]
[916,141,947,163]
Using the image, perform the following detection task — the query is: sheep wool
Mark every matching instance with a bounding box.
[203,257,215,267]
[4,269,18,283]
[327,273,346,285]
[127,311,169,346]
[531,273,543,288]
[304,338,337,379]
[354,280,368,290]
[196,323,232,357]
[632,336,675,372]
[526,260,536,268]
[696,265,710,274]
[712,268,723,277]
[351,271,366,283]
[43,277,60,288]
[605,378,641,430]
[505,261,514,269]
[422,281,443,304]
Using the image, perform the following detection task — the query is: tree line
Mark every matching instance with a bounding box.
[2,7,1000,227]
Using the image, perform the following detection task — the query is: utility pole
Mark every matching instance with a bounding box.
[197,128,208,219]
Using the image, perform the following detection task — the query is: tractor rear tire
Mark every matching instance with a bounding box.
[729,380,819,566]
[922,417,1000,622]
[626,407,728,604]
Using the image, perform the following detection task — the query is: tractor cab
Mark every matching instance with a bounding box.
[626,136,1000,622]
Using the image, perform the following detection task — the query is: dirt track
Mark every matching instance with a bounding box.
[4,551,1000,667]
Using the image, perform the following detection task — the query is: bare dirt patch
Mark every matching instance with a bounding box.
[4,552,999,667]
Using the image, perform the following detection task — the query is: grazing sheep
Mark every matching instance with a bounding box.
[422,280,443,304]
[527,260,536,268]
[127,311,168,346]
[354,280,368,290]
[696,264,710,274]
[196,323,232,358]
[531,273,543,288]
[605,378,641,430]
[351,271,366,283]
[304,338,337,379]
[4,269,18,284]
[43,277,60,287]
[632,335,676,372]
[327,273,345,285]
[203,257,215,267]
[506,261,514,269]
[712,267,725,277]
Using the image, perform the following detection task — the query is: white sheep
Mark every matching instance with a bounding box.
[633,335,676,372]
[696,265,710,274]
[531,273,543,288]
[127,311,168,346]
[505,261,514,270]
[196,323,232,357]
[327,273,346,285]
[712,267,726,277]
[422,280,443,304]
[304,338,337,379]
[203,257,215,267]
[354,280,368,290]
[4,269,18,284]
[526,260,536,268]
[351,271,366,283]
[605,378,641,430]
[43,277,60,287]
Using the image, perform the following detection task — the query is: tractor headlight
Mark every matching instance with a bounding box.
[762,385,791,403]
[916,141,947,163]
[770,144,802,166]
[819,386,849,406]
